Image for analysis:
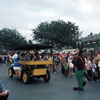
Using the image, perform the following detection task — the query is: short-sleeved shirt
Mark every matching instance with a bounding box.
[56,57,60,64]
[61,54,66,62]
[0,80,6,93]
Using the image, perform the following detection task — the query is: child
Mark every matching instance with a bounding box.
[91,60,97,82]
[68,55,74,77]
[63,62,69,77]
[86,57,92,78]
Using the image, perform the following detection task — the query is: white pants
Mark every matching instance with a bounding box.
[13,67,20,71]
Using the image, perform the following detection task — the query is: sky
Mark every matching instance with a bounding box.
[0,0,100,40]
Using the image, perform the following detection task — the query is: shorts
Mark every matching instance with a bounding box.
[13,67,20,71]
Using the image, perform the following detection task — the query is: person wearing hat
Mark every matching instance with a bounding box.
[72,45,86,91]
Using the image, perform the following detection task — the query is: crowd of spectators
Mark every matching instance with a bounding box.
[51,50,100,82]
[0,49,100,82]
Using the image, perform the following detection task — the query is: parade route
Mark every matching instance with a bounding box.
[0,64,100,100]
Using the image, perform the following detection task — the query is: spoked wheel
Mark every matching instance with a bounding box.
[44,70,50,82]
[22,71,30,84]
[8,67,13,78]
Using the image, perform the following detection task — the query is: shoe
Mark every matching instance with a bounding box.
[73,87,80,90]
[79,88,83,91]
[97,79,100,82]
[83,81,86,87]
[73,87,83,91]
[92,81,95,83]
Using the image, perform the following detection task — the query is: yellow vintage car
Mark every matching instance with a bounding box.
[8,44,53,84]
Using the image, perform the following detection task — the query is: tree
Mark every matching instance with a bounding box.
[0,28,27,50]
[32,20,82,49]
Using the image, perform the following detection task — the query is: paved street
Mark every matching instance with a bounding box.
[0,63,100,100]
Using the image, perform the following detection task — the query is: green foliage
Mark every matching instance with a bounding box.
[32,20,81,49]
[0,28,27,50]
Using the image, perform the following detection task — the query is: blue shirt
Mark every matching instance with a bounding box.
[13,54,20,67]
[0,80,6,93]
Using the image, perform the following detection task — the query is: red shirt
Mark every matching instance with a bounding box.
[61,54,66,62]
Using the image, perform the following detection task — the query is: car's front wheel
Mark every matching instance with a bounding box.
[8,67,13,78]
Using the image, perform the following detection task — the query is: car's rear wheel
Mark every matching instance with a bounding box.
[44,70,50,82]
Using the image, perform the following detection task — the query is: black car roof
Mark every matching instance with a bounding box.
[14,44,53,50]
